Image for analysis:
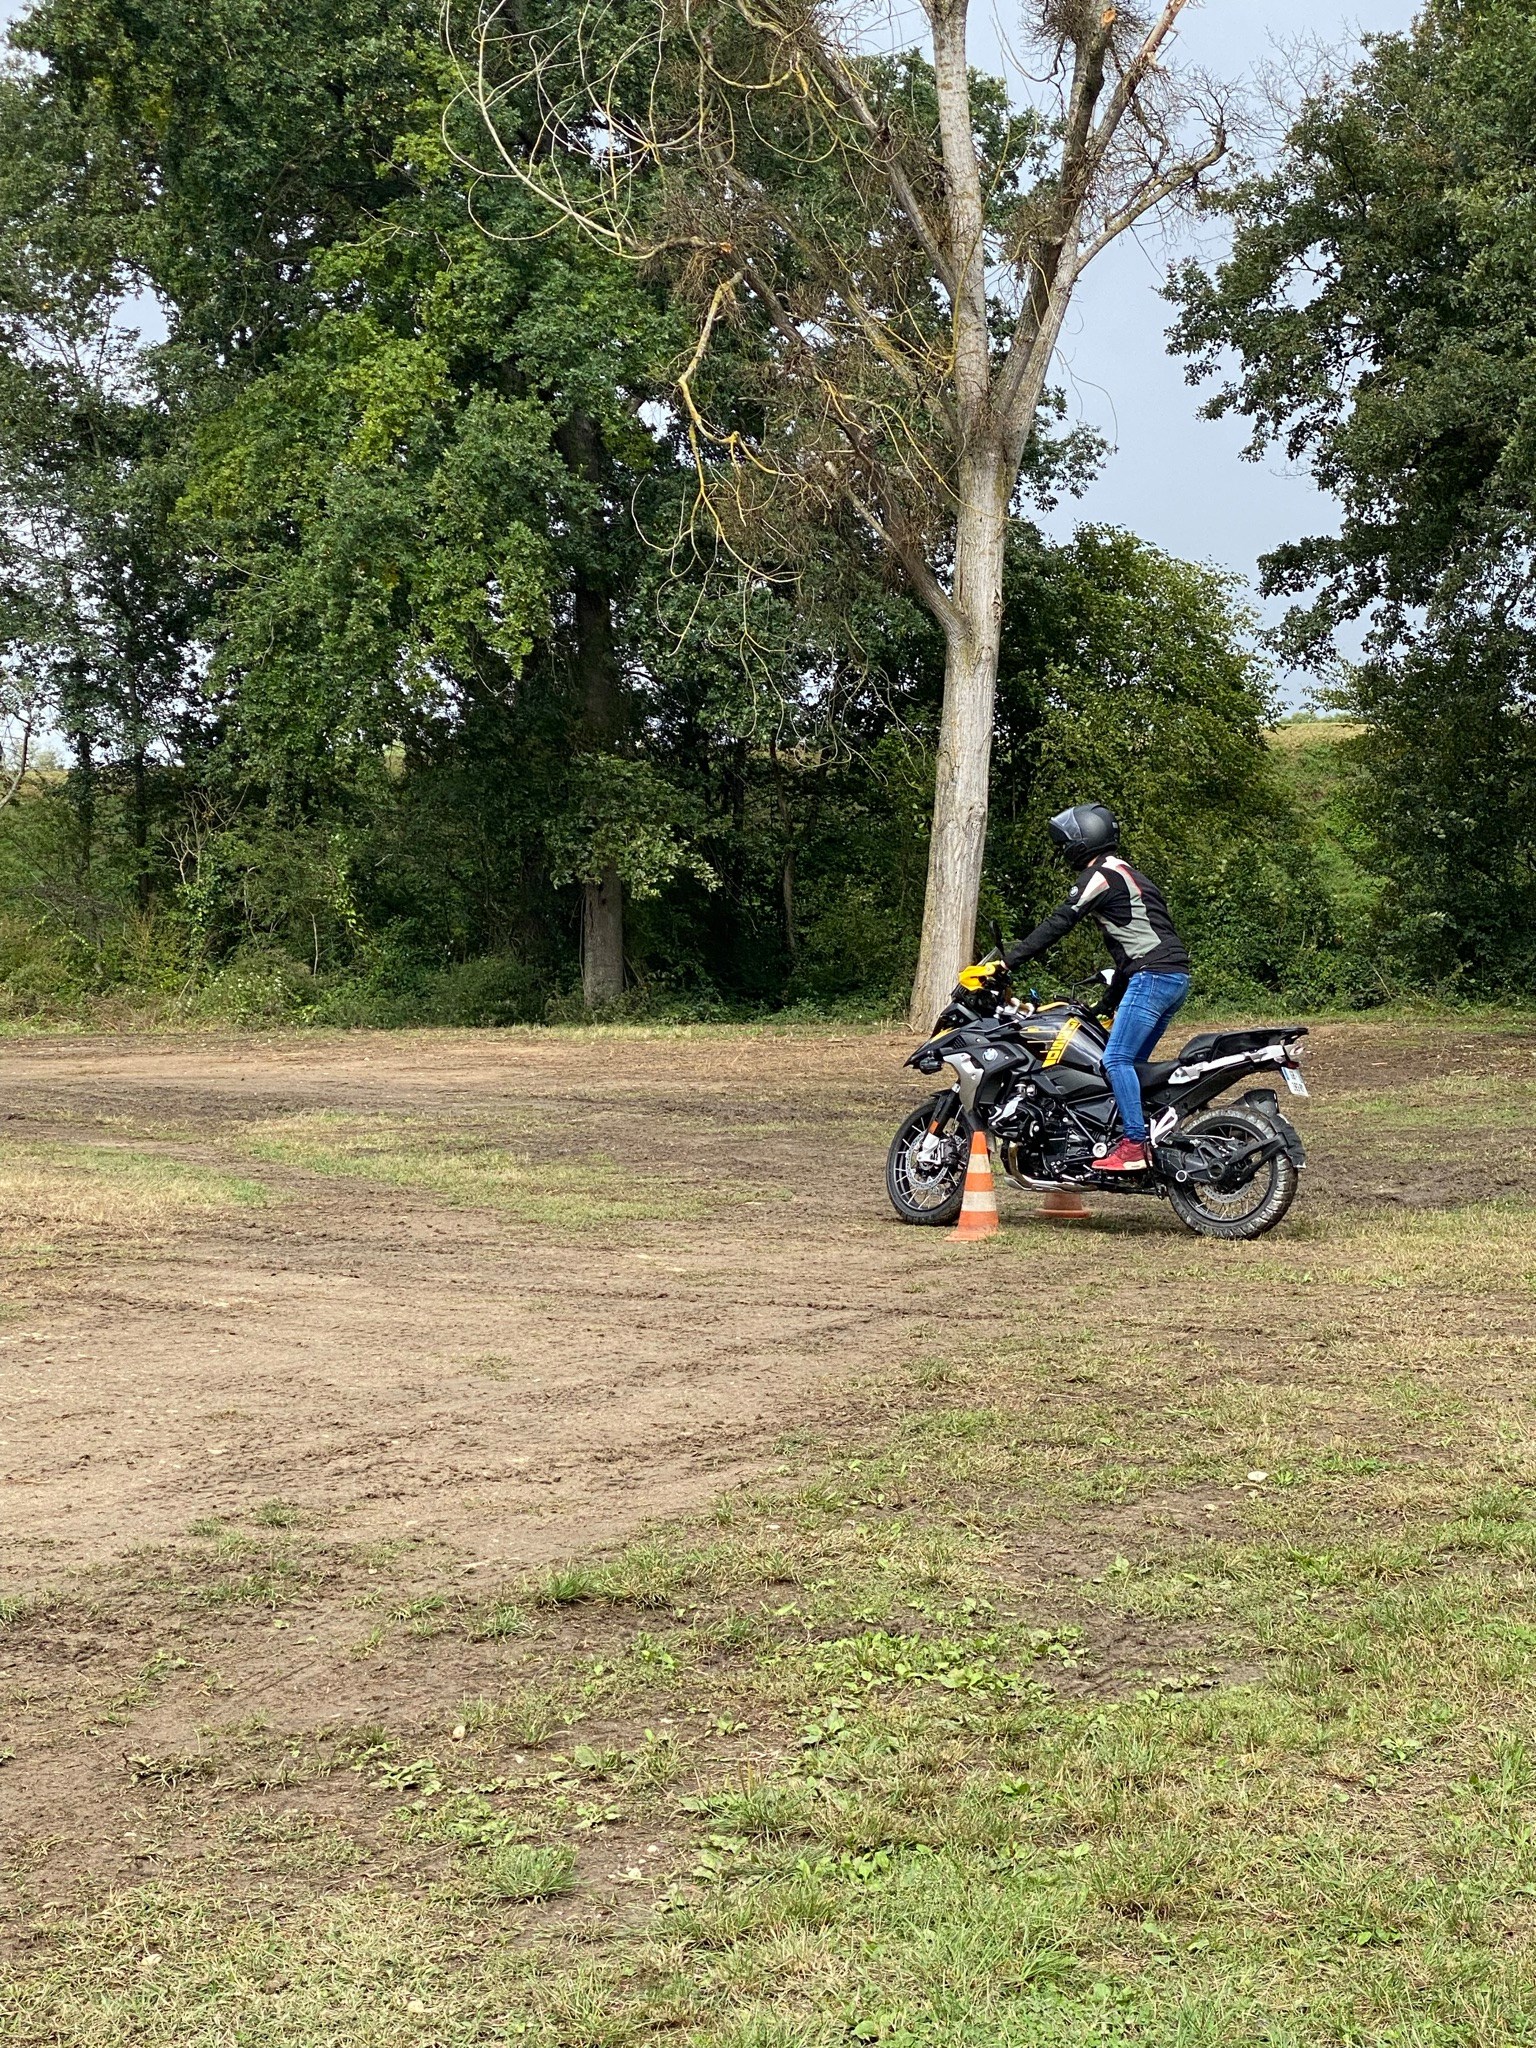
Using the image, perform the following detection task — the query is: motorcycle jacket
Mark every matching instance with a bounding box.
[1004,854,1190,1004]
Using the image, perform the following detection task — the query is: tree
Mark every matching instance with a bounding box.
[1,0,442,916]
[0,59,201,900]
[174,88,713,1000]
[6,0,706,1002]
[1170,0,1536,651]
[989,524,1336,1000]
[13,0,436,373]
[1168,0,1536,989]
[455,0,1230,1026]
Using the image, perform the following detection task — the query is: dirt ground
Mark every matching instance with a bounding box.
[0,1016,1524,1577]
[4,1015,1536,1923]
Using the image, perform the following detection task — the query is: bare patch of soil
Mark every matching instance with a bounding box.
[2,1016,1532,1572]
[3,1016,1536,1923]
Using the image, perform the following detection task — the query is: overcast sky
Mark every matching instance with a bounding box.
[3,0,1420,700]
[1021,1,1417,699]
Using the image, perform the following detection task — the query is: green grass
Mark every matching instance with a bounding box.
[0,1139,273,1267]
[0,1141,272,1256]
[233,1111,709,1225]
[1322,1074,1536,1129]
[476,1841,578,1902]
[61,1147,271,1202]
[11,1378,1536,2045]
[10,1033,1536,2043]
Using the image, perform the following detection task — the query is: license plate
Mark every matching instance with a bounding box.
[1282,1065,1309,1098]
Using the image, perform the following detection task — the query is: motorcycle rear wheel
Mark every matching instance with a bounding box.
[1166,1106,1298,1241]
[886,1093,971,1225]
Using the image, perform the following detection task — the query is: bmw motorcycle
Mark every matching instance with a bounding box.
[887,964,1309,1241]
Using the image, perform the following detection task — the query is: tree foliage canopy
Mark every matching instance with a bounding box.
[1171,0,1536,992]
[0,0,1356,1024]
[1172,0,1536,651]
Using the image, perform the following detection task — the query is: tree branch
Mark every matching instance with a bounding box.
[730,259,961,633]
[1077,132,1227,266]
[1057,6,1117,208]
[1092,0,1195,157]
[847,486,964,638]
[793,36,958,298]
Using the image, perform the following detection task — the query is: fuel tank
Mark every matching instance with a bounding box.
[1015,1004,1107,1077]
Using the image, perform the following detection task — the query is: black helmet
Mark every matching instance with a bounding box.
[1047,802,1119,869]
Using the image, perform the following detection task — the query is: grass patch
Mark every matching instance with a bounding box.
[234,1111,708,1225]
[1309,1199,1536,1294]
[0,1140,271,1251]
[1326,1072,1536,1130]
[475,1841,578,1902]
[12,1022,1536,2043]
[15,1430,1536,2043]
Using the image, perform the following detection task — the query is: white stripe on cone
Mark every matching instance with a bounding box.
[954,1134,1000,1235]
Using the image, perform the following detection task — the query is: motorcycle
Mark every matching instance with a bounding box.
[887,959,1309,1241]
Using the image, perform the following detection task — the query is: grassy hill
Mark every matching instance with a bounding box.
[1267,715,1384,934]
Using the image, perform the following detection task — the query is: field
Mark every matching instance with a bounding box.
[3,1018,1536,2046]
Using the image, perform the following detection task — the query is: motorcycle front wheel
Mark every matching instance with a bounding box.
[886,1093,971,1225]
[1166,1106,1298,1241]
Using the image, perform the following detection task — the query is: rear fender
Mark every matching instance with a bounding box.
[1155,1087,1308,1174]
[1235,1089,1307,1169]
[1156,1063,1302,1123]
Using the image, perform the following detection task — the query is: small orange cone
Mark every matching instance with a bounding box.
[951,1131,1000,1240]
[1039,1185,1092,1223]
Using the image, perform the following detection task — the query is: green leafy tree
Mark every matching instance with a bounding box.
[0,60,200,907]
[1,0,438,940]
[1169,0,1536,988]
[175,105,694,998]
[13,0,434,369]
[989,526,1338,1003]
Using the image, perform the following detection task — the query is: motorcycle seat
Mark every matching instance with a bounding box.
[1134,1059,1180,1090]
[1175,1026,1308,1064]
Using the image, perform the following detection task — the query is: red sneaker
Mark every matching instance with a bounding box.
[1098,1139,1148,1173]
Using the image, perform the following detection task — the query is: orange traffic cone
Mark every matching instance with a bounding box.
[1039,1185,1091,1223]
[951,1131,1000,1240]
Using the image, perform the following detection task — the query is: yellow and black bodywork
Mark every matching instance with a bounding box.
[888,975,1311,1242]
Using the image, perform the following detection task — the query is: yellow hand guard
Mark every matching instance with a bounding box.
[956,961,1001,991]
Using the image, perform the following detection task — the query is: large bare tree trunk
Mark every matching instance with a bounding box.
[574,574,626,1005]
[582,866,625,1003]
[908,452,1010,1030]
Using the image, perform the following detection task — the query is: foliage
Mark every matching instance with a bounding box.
[545,757,716,901]
[1349,627,1536,992]
[0,0,1395,1023]
[989,528,1351,1006]
[1169,0,1536,992]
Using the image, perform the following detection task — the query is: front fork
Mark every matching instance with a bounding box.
[914,1089,969,1172]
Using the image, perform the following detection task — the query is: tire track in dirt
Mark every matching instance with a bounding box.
[1,1019,1533,1586]
[0,1028,967,1576]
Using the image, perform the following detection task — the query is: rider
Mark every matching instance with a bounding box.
[991,803,1191,1174]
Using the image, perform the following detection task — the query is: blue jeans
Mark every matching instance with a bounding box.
[1103,971,1191,1143]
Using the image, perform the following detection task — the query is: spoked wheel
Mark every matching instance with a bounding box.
[1166,1106,1298,1241]
[886,1093,972,1225]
